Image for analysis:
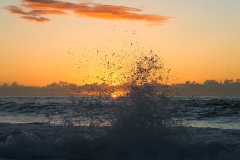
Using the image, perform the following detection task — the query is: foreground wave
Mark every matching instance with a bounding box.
[1,123,240,159]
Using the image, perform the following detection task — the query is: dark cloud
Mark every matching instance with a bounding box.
[1,80,240,96]
[22,16,50,22]
[5,6,28,15]
[4,0,171,23]
[5,5,65,23]
[224,79,234,84]
[29,9,67,15]
[203,80,219,85]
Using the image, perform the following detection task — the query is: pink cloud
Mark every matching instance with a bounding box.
[22,16,50,22]
[5,0,171,23]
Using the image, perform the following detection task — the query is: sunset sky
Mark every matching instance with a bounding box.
[1,0,240,86]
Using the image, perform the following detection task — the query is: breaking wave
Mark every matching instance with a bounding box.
[1,55,240,159]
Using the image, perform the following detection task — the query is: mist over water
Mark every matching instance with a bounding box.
[1,55,240,159]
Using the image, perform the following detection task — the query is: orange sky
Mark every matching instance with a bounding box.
[1,0,240,86]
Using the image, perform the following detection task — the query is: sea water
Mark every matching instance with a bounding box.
[1,96,240,129]
[1,55,240,159]
[0,96,240,159]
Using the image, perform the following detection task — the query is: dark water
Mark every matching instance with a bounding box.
[1,56,240,159]
[1,96,240,129]
[0,96,240,159]
[172,96,240,130]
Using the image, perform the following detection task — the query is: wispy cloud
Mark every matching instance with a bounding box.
[22,16,50,22]
[4,0,171,23]
[5,5,66,22]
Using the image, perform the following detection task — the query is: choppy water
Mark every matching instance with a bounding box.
[0,96,70,124]
[1,96,240,130]
[0,96,240,159]
[1,55,240,159]
[172,96,240,130]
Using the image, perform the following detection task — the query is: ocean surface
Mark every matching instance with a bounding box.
[0,96,240,130]
[0,96,240,159]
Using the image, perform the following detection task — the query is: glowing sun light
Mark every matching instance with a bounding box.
[111,82,117,86]
[111,94,118,98]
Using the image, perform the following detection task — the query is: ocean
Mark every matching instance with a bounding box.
[0,95,240,159]
[1,96,240,129]
[0,55,240,159]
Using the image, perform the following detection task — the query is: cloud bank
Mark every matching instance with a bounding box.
[4,0,171,23]
[1,80,240,96]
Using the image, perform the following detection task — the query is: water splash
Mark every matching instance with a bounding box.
[53,54,240,160]
[48,54,185,158]
[1,54,240,159]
